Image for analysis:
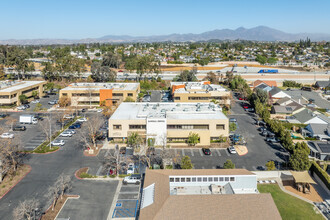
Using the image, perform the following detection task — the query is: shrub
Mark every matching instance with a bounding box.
[310,161,330,190]
[165,165,173,169]
[80,172,95,178]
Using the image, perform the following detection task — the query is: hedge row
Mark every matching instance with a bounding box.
[310,161,330,190]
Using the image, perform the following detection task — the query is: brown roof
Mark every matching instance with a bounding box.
[253,80,277,88]
[291,171,316,184]
[140,169,281,220]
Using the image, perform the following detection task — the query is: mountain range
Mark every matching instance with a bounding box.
[1,26,330,45]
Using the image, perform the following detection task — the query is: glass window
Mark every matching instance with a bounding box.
[197,177,202,182]
[192,177,196,182]
[225,177,229,182]
[219,177,224,182]
[208,177,213,182]
[230,177,235,182]
[175,178,180,182]
[181,178,185,182]
[214,177,218,182]
[216,124,225,130]
[203,177,207,182]
[186,177,191,182]
[170,178,174,182]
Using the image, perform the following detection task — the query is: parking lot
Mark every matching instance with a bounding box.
[112,184,140,218]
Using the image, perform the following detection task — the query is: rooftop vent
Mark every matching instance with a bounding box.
[183,108,189,112]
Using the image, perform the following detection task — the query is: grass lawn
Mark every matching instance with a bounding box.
[258,184,323,220]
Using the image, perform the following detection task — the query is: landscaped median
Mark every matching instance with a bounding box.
[75,167,130,180]
[31,117,79,154]
[258,184,323,220]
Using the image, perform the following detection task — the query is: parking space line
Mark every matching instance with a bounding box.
[252,166,257,171]
[223,149,231,157]
[199,149,204,157]
[182,149,185,156]
[216,149,221,156]
[96,166,103,176]
[190,149,194,156]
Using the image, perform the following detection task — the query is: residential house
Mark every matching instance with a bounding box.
[269,87,291,102]
[288,109,330,124]
[307,142,330,161]
[315,81,330,90]
[252,80,277,88]
[271,98,305,116]
[304,124,330,140]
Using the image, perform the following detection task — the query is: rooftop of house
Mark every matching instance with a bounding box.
[253,80,277,88]
[110,102,228,120]
[308,141,330,154]
[171,81,228,94]
[0,80,46,93]
[140,169,281,220]
[61,82,140,92]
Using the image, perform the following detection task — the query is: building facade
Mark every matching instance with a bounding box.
[171,81,231,105]
[109,102,229,146]
[0,80,46,106]
[59,82,140,107]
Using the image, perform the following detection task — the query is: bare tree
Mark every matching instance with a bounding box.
[0,136,23,175]
[45,184,60,211]
[5,116,17,131]
[78,115,104,149]
[13,198,40,220]
[39,115,52,143]
[56,174,72,200]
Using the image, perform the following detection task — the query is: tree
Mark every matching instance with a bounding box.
[56,174,72,200]
[102,52,122,69]
[13,198,40,220]
[58,96,71,107]
[18,94,27,104]
[289,142,311,171]
[229,122,237,132]
[180,156,194,169]
[31,91,38,99]
[265,161,276,170]
[124,97,135,102]
[187,132,199,146]
[91,61,116,82]
[175,70,197,82]
[33,103,43,112]
[39,115,53,144]
[46,184,60,211]
[203,71,217,84]
[79,115,104,149]
[223,159,235,169]
[255,55,267,64]
[127,132,143,149]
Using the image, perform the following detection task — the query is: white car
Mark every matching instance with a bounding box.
[228,146,237,154]
[77,117,87,122]
[60,131,72,137]
[31,100,40,104]
[97,109,103,113]
[63,115,74,119]
[51,139,65,146]
[17,106,26,110]
[67,129,76,134]
[123,174,141,185]
[1,133,14,139]
[127,163,134,175]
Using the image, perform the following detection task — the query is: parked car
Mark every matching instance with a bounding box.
[34,115,44,121]
[1,133,14,139]
[67,129,76,134]
[123,174,141,185]
[245,108,255,112]
[81,108,86,112]
[17,106,26,110]
[257,166,266,171]
[229,118,237,123]
[97,108,103,113]
[24,104,30,108]
[77,117,88,122]
[13,125,26,131]
[63,114,74,119]
[202,148,211,155]
[0,113,8,119]
[266,137,278,143]
[127,163,134,175]
[120,147,126,154]
[31,100,40,104]
[258,127,267,132]
[48,100,56,105]
[260,130,268,136]
[242,105,250,109]
[51,139,65,146]
[69,123,81,129]
[60,131,73,137]
[42,95,50,98]
[228,146,237,154]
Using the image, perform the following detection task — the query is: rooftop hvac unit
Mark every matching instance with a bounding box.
[183,108,188,112]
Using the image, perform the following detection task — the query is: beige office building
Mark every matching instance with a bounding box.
[0,80,46,106]
[109,102,229,147]
[59,82,140,107]
[171,81,231,105]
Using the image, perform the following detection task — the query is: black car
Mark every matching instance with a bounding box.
[81,108,86,112]
[202,148,211,155]
[13,125,26,131]
[0,113,8,119]
[24,104,30,108]
[42,95,50,98]
[120,147,126,154]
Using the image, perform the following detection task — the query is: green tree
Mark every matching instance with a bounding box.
[266,161,276,170]
[33,103,43,111]
[289,142,311,171]
[180,156,194,169]
[127,132,143,149]
[229,122,237,132]
[19,94,27,104]
[124,97,135,102]
[256,55,267,64]
[31,90,38,99]
[174,70,197,82]
[223,159,235,169]
[187,132,200,146]
[203,71,217,84]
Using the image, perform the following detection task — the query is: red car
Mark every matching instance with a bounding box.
[239,97,247,101]
[202,148,211,155]
[243,105,250,109]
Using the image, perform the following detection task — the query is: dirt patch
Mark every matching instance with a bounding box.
[75,167,89,179]
[0,165,31,199]
[41,194,79,220]
[284,184,323,202]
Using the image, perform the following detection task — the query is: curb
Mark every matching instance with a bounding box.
[54,195,80,220]
[32,147,61,155]
[74,167,89,180]
[0,165,32,200]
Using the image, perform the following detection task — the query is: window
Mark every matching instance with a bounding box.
[174,97,180,100]
[214,177,218,182]
[129,125,146,129]
[0,95,9,99]
[197,177,202,182]
[170,178,174,182]
[62,93,67,96]
[113,93,123,97]
[230,177,235,182]
[175,178,180,182]
[188,96,209,100]
[219,177,224,182]
[113,125,122,130]
[216,124,225,130]
[128,93,133,97]
[181,178,185,182]
[193,125,209,130]
[203,177,207,182]
[186,177,191,182]
[225,177,229,182]
[167,125,209,130]
[208,177,213,182]
[192,177,196,182]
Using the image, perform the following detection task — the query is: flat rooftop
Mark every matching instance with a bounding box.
[0,80,45,93]
[110,102,228,120]
[171,81,228,93]
[61,82,139,92]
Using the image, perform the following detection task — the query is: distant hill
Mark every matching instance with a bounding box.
[1,26,330,45]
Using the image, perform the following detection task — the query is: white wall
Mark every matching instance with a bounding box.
[146,118,167,146]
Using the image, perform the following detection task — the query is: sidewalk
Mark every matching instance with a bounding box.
[102,141,126,149]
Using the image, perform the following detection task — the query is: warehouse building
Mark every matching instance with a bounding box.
[0,80,46,106]
[109,102,229,147]
[139,169,281,220]
[171,81,231,105]
[59,82,140,107]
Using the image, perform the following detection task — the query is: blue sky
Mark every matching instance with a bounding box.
[1,0,330,39]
